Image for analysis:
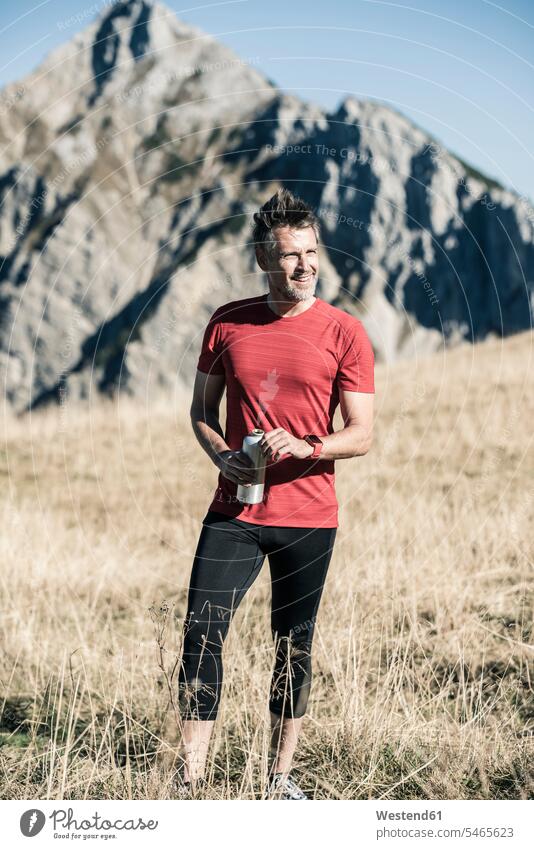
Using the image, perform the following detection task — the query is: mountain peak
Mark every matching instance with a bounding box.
[8,0,264,136]
[91,0,207,49]
[88,0,154,105]
[85,0,217,107]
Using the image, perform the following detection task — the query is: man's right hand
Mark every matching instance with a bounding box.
[215,450,257,487]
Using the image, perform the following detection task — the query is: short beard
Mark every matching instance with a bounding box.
[278,277,317,302]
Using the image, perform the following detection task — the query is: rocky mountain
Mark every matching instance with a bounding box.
[0,0,532,413]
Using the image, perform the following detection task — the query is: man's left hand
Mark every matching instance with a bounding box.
[260,428,314,462]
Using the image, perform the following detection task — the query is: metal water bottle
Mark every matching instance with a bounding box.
[236,428,266,504]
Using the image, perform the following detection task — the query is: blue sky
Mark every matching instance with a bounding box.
[1,0,533,201]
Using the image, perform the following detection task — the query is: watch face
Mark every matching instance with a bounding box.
[307,435,321,444]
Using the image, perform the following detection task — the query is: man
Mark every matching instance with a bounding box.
[174,188,374,800]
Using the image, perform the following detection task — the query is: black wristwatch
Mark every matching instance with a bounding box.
[303,434,323,458]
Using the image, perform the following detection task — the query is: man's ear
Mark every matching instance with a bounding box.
[255,245,268,271]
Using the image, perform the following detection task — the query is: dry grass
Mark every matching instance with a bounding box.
[1,330,533,800]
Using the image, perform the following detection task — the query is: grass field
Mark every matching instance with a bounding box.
[1,329,533,800]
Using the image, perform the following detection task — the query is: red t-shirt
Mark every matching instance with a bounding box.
[196,293,374,527]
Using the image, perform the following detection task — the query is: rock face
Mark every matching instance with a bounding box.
[0,0,532,413]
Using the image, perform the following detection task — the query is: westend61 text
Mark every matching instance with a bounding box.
[376,809,442,820]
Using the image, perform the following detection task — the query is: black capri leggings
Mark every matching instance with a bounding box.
[178,510,337,720]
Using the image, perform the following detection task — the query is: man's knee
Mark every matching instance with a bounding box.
[178,606,228,719]
[182,605,229,653]
[273,634,313,674]
[269,635,314,718]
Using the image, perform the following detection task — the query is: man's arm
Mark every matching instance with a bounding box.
[314,390,374,460]
[190,369,256,485]
[260,390,374,463]
[190,369,229,465]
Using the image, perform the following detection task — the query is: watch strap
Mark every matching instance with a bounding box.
[303,434,323,458]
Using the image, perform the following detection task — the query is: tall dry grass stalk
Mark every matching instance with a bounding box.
[0,330,532,799]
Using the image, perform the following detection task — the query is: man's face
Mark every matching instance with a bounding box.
[257,225,319,302]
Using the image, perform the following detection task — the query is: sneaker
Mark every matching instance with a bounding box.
[170,772,207,800]
[266,772,309,800]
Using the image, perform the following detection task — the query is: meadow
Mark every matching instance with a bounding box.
[1,329,532,799]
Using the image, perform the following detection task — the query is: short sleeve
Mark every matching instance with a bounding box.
[336,320,375,393]
[197,309,225,375]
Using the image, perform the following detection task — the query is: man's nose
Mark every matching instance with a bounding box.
[297,253,311,271]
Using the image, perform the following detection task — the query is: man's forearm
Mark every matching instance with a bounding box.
[315,423,372,461]
[191,408,229,465]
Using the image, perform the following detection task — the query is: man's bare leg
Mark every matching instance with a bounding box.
[181,719,215,782]
[269,711,304,776]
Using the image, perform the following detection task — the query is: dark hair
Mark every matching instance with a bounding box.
[251,188,320,256]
